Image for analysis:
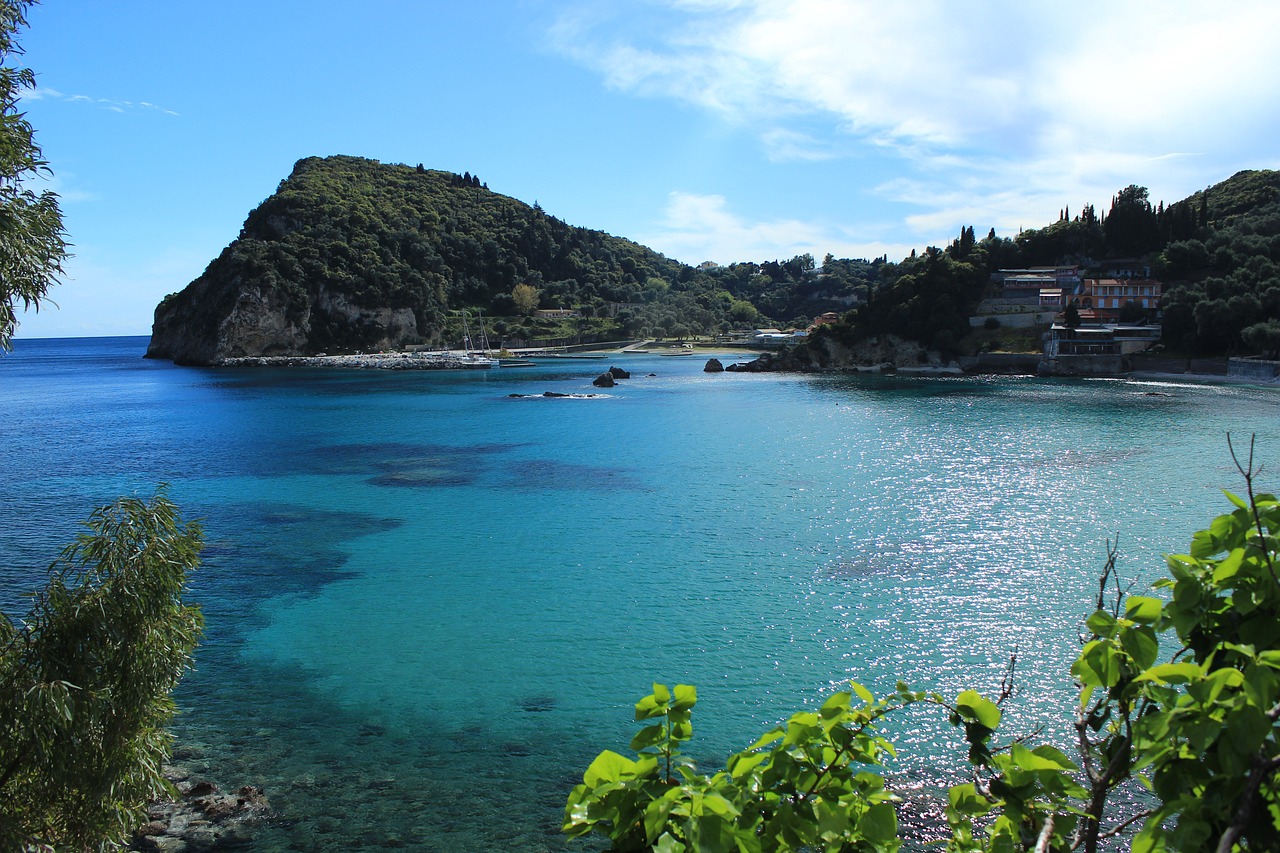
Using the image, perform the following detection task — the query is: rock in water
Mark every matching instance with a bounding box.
[592,372,615,388]
[704,357,724,372]
[608,365,630,379]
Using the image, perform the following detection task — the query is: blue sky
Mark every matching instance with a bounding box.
[14,0,1280,338]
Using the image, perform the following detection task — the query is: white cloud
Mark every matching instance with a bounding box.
[638,191,914,265]
[552,0,1280,246]
[19,84,179,116]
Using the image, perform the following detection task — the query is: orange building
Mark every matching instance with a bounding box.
[1081,278,1162,321]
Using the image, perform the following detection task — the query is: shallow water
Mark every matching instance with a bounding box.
[3,337,1278,850]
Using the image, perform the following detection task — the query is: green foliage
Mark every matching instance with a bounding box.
[812,243,993,357]
[1155,171,1280,354]
[0,0,67,349]
[512,282,541,315]
[0,489,204,851]
[155,157,883,356]
[568,452,1280,851]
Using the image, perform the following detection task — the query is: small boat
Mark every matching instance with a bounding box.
[458,312,498,368]
[660,349,696,357]
[499,358,537,367]
[458,353,498,369]
[540,352,609,359]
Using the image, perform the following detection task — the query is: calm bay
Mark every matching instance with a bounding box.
[3,336,1278,850]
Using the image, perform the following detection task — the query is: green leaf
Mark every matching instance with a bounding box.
[1010,743,1077,772]
[948,783,992,817]
[1136,662,1202,684]
[1086,609,1118,636]
[1124,596,1163,625]
[1211,548,1245,583]
[858,801,898,842]
[728,751,769,780]
[631,724,668,753]
[636,685,671,720]
[1225,703,1271,758]
[747,728,784,752]
[583,750,636,786]
[850,680,875,703]
[1224,489,1249,510]
[672,684,697,711]
[654,832,686,853]
[820,691,852,720]
[1120,625,1160,670]
[955,690,1001,729]
[1029,744,1079,771]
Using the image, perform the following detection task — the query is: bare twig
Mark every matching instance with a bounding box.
[1228,433,1278,584]
[1214,751,1279,853]
[1097,807,1157,840]
[1034,815,1055,853]
[997,646,1018,705]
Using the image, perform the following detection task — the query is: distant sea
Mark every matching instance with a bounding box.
[2,335,1278,850]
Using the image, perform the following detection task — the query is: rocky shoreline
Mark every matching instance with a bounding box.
[219,351,494,370]
[129,768,270,852]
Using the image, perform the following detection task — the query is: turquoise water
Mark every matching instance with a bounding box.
[3,337,1279,850]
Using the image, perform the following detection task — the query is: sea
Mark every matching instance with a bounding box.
[2,335,1278,851]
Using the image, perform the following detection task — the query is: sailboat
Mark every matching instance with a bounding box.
[459,312,498,369]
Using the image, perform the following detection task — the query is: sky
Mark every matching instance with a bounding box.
[12,0,1280,338]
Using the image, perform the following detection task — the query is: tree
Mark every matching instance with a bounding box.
[0,490,204,850]
[1104,184,1161,257]
[1241,318,1280,359]
[0,0,67,348]
[512,282,541,315]
[565,446,1280,852]
[1,8,203,850]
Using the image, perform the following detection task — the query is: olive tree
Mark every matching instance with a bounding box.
[0,490,204,850]
[0,0,66,349]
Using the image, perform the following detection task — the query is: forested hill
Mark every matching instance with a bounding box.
[147,155,877,363]
[147,155,1279,365]
[799,168,1280,363]
[147,155,682,362]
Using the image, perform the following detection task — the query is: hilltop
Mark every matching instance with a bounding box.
[147,156,682,363]
[146,156,878,364]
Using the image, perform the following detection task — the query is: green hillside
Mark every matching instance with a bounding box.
[147,155,1279,364]
[804,170,1280,360]
[147,155,882,362]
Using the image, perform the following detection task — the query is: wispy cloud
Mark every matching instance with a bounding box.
[638,191,914,265]
[20,85,179,116]
[551,0,1280,246]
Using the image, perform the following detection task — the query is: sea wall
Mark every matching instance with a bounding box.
[1036,355,1127,377]
[1228,357,1280,381]
[957,353,1041,374]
